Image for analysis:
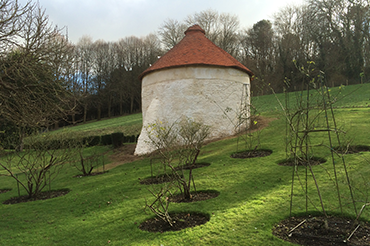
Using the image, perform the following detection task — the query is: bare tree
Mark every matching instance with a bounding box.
[115,36,142,114]
[71,138,106,176]
[273,5,312,91]
[114,34,162,114]
[185,9,221,43]
[217,13,241,57]
[185,9,241,56]
[158,10,241,56]
[0,133,76,199]
[0,0,30,55]
[158,19,187,51]
[90,40,112,120]
[239,19,276,94]
[305,0,370,85]
[0,2,75,150]
[146,118,210,201]
[75,35,94,123]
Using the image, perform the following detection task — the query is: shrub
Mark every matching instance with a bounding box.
[144,118,210,227]
[81,136,100,147]
[0,133,77,199]
[101,134,112,146]
[111,132,124,148]
[146,118,210,200]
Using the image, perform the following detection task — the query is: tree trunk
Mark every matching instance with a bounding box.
[97,103,101,121]
[17,127,25,152]
[108,97,112,118]
[72,114,76,126]
[130,95,134,114]
[120,93,123,115]
[83,103,88,123]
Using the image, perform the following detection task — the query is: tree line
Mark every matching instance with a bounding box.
[70,0,370,121]
[1,0,369,144]
[158,0,370,95]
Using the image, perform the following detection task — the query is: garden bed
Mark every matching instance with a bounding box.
[169,190,219,203]
[3,189,70,204]
[277,156,326,166]
[231,149,272,158]
[0,189,11,194]
[273,215,370,246]
[73,171,108,178]
[139,173,184,185]
[334,145,370,155]
[139,212,210,232]
[175,162,211,170]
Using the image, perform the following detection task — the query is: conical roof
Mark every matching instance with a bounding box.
[139,24,253,80]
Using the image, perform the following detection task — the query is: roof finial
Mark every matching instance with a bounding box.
[184,24,205,35]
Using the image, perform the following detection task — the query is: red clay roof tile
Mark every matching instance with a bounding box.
[139,24,253,80]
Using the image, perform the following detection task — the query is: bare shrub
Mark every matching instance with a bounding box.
[71,137,106,176]
[144,118,210,226]
[0,133,76,199]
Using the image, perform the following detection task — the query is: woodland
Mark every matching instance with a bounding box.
[1,0,370,142]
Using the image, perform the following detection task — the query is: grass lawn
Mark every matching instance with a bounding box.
[1,84,370,245]
[52,113,143,137]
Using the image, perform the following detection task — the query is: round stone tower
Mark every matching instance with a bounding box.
[135,24,253,155]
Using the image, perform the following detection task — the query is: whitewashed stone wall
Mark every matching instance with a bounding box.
[134,66,251,155]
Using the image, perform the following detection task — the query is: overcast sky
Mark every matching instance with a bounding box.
[19,0,304,44]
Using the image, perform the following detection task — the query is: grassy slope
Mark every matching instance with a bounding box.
[52,113,143,137]
[253,83,370,114]
[1,84,370,245]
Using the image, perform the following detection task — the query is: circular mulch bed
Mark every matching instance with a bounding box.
[277,156,326,166]
[0,189,11,194]
[139,212,210,232]
[169,190,220,203]
[73,171,107,178]
[139,173,183,185]
[334,145,370,155]
[231,149,273,158]
[175,162,211,170]
[3,189,70,204]
[140,163,210,185]
[273,215,370,246]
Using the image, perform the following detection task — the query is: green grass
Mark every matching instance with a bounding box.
[252,83,370,114]
[1,84,370,245]
[52,113,143,137]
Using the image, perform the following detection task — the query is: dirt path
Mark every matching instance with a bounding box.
[99,116,277,171]
[95,144,144,172]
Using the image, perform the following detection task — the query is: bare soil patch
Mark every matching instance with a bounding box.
[229,116,277,159]
[334,145,370,155]
[139,163,211,185]
[139,212,210,232]
[97,144,143,171]
[175,162,211,170]
[3,189,70,204]
[169,190,220,203]
[73,171,108,178]
[231,149,272,158]
[278,156,327,166]
[273,215,370,246]
[0,189,11,194]
[139,173,183,185]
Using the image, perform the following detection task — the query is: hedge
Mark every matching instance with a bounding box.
[26,133,139,150]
